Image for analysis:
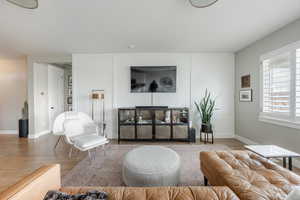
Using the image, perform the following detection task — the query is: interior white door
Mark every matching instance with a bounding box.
[48,65,65,131]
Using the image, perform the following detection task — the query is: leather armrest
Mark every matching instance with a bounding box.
[0,164,61,200]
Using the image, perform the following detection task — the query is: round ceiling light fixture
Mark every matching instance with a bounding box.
[189,0,218,8]
[6,0,38,9]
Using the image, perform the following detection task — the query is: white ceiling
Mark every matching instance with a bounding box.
[1,0,300,56]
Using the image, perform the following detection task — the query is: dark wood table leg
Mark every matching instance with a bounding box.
[283,157,287,168]
[204,176,208,186]
[289,157,293,171]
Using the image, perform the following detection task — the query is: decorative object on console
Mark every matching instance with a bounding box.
[7,0,38,9]
[189,0,218,8]
[19,101,29,138]
[239,89,252,102]
[91,90,106,136]
[241,74,251,88]
[165,110,171,123]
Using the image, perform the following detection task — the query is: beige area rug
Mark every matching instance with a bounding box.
[62,144,230,187]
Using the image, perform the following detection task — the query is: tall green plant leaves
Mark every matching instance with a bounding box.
[194,89,216,125]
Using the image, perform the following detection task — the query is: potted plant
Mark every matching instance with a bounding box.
[194,89,216,133]
[19,101,29,138]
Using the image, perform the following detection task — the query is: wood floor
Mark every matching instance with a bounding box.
[0,134,298,193]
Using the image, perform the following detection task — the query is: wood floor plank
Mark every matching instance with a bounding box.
[0,134,298,193]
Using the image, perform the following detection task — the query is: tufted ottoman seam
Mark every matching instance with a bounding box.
[211,187,223,200]
[120,187,125,200]
[187,186,196,200]
[217,152,246,171]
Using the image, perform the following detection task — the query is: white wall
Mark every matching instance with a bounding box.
[0,57,27,133]
[235,18,300,153]
[73,53,235,139]
[73,54,114,138]
[191,54,235,138]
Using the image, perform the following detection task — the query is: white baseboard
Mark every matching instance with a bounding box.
[0,130,18,134]
[28,130,51,139]
[235,135,258,145]
[235,135,300,169]
[196,132,235,139]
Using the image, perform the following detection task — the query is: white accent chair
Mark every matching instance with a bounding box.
[53,112,109,160]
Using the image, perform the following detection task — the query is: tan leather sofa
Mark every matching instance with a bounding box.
[0,164,239,200]
[201,151,300,200]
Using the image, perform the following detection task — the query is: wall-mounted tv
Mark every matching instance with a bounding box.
[131,66,177,93]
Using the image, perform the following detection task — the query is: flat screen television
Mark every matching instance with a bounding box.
[131,66,177,93]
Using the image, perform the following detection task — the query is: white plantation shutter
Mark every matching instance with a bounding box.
[262,53,290,114]
[260,41,300,128]
[296,49,300,117]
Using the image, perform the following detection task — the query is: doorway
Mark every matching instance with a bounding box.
[48,65,64,129]
[33,62,72,135]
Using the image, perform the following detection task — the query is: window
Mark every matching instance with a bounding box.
[260,41,300,129]
[262,53,290,115]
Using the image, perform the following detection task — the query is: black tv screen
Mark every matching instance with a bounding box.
[131,66,177,93]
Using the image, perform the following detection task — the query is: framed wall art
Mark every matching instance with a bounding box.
[240,90,252,102]
[241,74,250,88]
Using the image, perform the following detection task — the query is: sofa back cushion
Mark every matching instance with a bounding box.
[0,165,61,200]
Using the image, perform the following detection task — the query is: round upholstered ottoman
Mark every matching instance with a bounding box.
[122,146,181,187]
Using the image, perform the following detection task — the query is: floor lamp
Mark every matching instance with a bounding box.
[91,90,106,136]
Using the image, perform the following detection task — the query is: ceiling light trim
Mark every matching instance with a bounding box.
[189,0,218,8]
[7,0,38,9]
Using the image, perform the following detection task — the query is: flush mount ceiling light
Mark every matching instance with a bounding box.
[7,0,38,9]
[189,0,218,8]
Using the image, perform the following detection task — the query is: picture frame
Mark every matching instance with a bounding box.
[240,89,252,102]
[241,74,250,88]
[67,97,72,104]
[68,105,72,111]
[68,75,72,87]
[68,88,72,96]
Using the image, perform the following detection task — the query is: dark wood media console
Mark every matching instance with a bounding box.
[118,107,190,143]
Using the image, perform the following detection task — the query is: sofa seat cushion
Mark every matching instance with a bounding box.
[71,134,108,150]
[200,151,300,200]
[60,186,239,200]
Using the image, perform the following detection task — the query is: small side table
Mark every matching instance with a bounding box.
[245,145,300,171]
[200,130,214,144]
